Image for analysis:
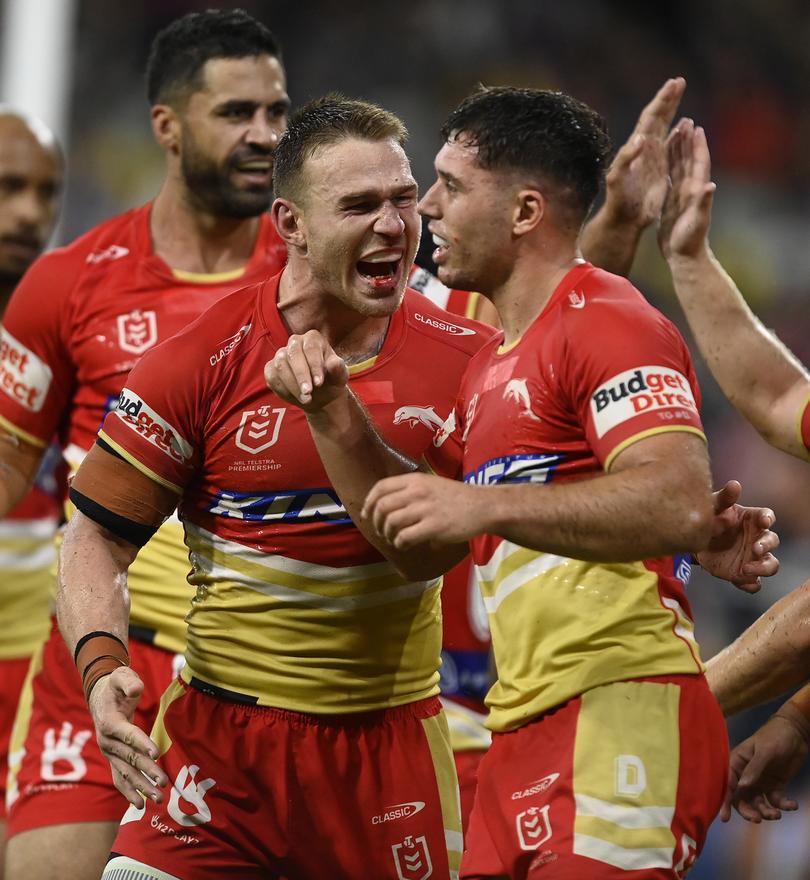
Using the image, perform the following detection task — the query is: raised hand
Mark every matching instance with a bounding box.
[658,119,716,260]
[696,480,779,593]
[88,666,167,808]
[603,77,686,229]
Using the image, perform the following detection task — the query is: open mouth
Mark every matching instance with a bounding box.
[356,254,402,288]
[431,232,450,264]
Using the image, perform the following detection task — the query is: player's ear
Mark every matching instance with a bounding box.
[512,188,545,237]
[151,104,180,155]
[272,198,307,250]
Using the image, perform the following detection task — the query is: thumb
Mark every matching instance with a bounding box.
[324,352,349,385]
[713,479,741,513]
[611,134,645,173]
[112,666,145,701]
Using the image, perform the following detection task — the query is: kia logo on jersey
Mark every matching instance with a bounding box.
[235,406,286,454]
[117,309,158,355]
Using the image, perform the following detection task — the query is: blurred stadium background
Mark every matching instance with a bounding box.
[3,0,810,875]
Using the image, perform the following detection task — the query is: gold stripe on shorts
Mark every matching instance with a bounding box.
[421,710,463,879]
[572,680,680,871]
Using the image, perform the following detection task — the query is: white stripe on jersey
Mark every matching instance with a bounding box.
[476,540,571,614]
[0,519,58,540]
[186,522,440,612]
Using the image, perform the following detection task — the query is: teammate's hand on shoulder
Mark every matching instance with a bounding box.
[265,330,349,411]
[722,705,810,823]
[89,666,167,808]
[697,480,779,593]
[658,118,716,261]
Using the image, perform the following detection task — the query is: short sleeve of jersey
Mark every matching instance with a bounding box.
[99,333,202,493]
[0,254,76,447]
[564,297,704,471]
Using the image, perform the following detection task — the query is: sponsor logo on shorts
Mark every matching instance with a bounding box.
[167,764,216,827]
[590,366,698,439]
[414,311,476,336]
[114,388,193,464]
[511,772,560,801]
[516,805,553,851]
[120,800,147,826]
[392,835,433,880]
[372,801,426,825]
[40,721,93,782]
[0,328,53,412]
[394,405,445,431]
[86,244,129,264]
[235,405,286,454]
[117,309,158,355]
[209,323,251,366]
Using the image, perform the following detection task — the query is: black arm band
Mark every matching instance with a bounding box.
[96,436,125,460]
[73,630,128,664]
[69,487,158,548]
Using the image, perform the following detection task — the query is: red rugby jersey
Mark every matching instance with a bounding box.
[0,204,287,651]
[430,262,707,732]
[99,275,495,711]
[410,266,493,746]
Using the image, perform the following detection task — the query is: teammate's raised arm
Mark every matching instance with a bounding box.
[707,579,810,716]
[580,77,685,276]
[660,119,810,460]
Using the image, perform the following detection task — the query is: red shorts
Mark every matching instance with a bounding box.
[6,617,181,835]
[461,674,728,880]
[1,656,32,819]
[455,749,485,837]
[109,680,463,880]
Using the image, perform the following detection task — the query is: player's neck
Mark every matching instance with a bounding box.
[149,183,262,275]
[494,245,583,346]
[277,264,390,364]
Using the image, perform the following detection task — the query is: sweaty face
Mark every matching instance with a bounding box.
[297,137,420,317]
[418,139,516,294]
[178,55,290,218]
[0,121,61,285]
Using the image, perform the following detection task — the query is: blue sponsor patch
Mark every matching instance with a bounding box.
[208,487,351,524]
[673,553,692,586]
[439,649,491,702]
[464,453,562,486]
